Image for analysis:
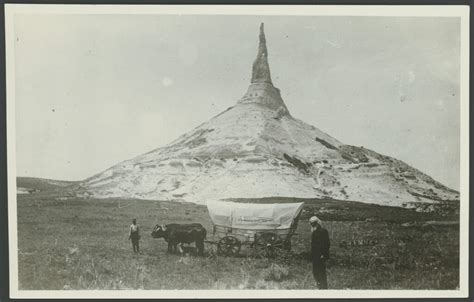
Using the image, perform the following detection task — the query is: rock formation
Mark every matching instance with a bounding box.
[240,23,289,116]
[79,23,459,207]
[251,23,272,84]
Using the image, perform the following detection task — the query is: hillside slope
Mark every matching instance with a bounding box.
[80,101,458,206]
[17,177,78,194]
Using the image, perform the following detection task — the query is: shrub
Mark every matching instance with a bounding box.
[262,263,290,282]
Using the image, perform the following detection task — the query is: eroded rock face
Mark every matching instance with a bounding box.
[251,23,272,85]
[239,23,289,116]
[238,82,289,115]
[79,24,459,207]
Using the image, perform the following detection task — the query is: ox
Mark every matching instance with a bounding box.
[151,223,206,255]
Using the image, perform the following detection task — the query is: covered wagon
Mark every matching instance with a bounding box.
[206,200,304,257]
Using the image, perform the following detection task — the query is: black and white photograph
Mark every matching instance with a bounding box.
[5,4,469,299]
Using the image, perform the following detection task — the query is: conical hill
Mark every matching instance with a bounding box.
[80,23,459,207]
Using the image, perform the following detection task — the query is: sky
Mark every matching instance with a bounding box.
[13,14,461,190]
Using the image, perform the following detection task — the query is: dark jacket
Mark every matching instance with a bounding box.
[311,226,330,262]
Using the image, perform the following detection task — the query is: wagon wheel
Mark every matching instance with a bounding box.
[217,236,241,256]
[255,232,284,258]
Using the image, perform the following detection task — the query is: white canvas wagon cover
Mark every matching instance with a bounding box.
[206,200,304,230]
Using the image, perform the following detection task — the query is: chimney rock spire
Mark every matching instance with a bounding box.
[238,23,289,116]
[251,23,272,84]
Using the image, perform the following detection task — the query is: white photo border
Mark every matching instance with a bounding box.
[5,4,470,299]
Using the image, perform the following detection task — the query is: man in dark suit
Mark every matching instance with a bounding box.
[310,216,330,289]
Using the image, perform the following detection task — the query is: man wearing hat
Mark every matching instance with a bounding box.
[309,215,330,289]
[129,218,141,253]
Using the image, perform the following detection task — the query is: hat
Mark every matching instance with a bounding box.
[309,216,321,225]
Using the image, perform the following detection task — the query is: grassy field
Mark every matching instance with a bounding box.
[16,185,459,290]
